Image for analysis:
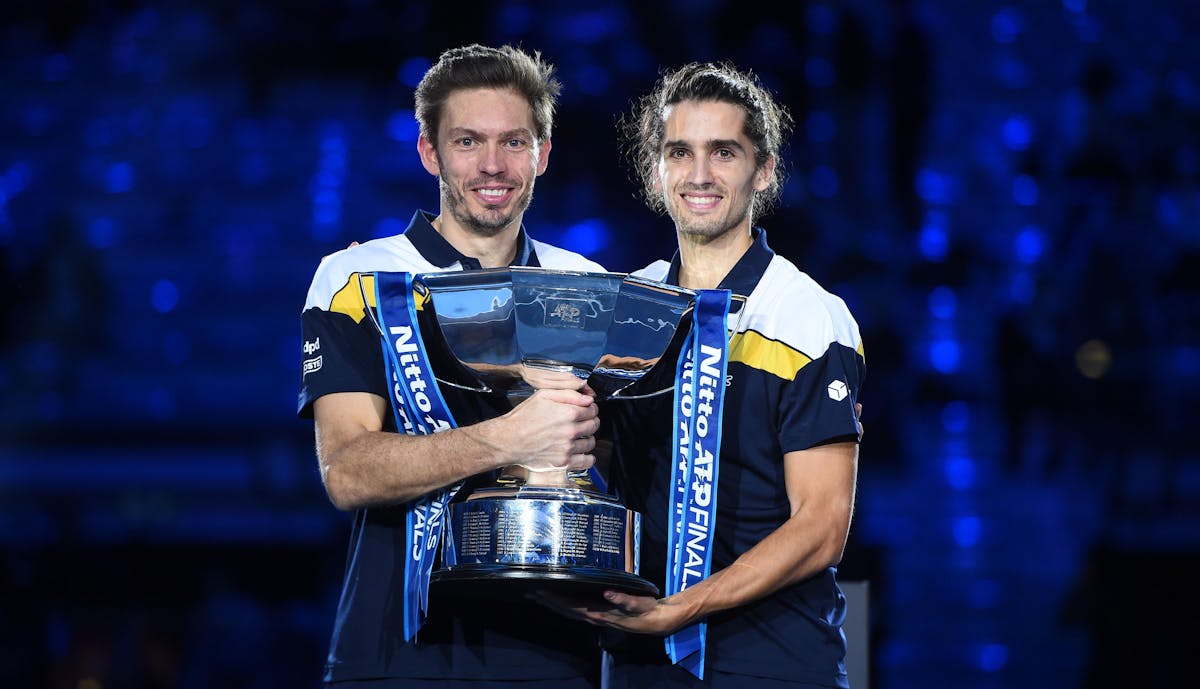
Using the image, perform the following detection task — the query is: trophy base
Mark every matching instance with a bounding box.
[438,486,658,600]
[430,564,659,597]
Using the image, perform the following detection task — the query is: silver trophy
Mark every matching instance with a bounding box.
[407,267,697,596]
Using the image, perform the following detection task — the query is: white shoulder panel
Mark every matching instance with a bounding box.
[735,255,861,360]
[303,235,439,311]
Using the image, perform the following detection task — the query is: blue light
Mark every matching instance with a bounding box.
[373,217,407,239]
[86,217,116,248]
[181,110,213,149]
[1014,224,1044,263]
[952,516,982,547]
[564,10,622,42]
[163,330,191,365]
[311,122,346,238]
[1012,174,1039,206]
[928,286,957,319]
[2,162,31,195]
[1062,0,1086,13]
[968,579,1000,608]
[85,119,115,148]
[1173,346,1200,376]
[313,203,340,227]
[918,223,949,261]
[805,3,836,35]
[387,110,418,143]
[942,401,969,433]
[804,57,835,89]
[943,456,976,490]
[497,4,534,36]
[149,387,176,419]
[105,162,135,193]
[1070,12,1101,42]
[977,643,1009,672]
[915,168,950,203]
[1010,271,1034,304]
[575,65,611,97]
[399,57,432,88]
[237,154,270,187]
[994,56,1030,89]
[990,8,1023,44]
[38,392,63,422]
[806,111,836,143]
[1166,69,1194,103]
[1001,115,1032,151]
[151,279,179,313]
[43,53,69,82]
[562,218,610,255]
[1156,193,1180,228]
[24,105,51,136]
[808,166,839,198]
[930,338,961,373]
[1175,147,1198,177]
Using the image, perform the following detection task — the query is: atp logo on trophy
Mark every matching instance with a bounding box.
[546,299,585,327]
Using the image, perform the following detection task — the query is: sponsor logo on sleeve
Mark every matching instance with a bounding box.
[302,338,323,377]
[303,355,323,376]
[827,379,848,401]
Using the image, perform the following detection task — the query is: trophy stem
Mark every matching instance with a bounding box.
[503,466,573,488]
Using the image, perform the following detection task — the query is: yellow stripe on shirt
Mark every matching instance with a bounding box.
[329,273,375,323]
[729,329,813,381]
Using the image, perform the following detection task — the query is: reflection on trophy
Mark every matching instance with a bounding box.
[409,267,696,596]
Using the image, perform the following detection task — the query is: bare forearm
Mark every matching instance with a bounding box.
[315,388,599,511]
[319,418,517,509]
[665,511,848,627]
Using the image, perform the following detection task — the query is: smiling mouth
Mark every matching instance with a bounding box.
[474,187,513,205]
[681,193,721,210]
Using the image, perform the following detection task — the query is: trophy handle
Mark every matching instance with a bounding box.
[434,377,492,393]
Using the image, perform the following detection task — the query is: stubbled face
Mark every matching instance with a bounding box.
[655,100,771,241]
[418,87,551,237]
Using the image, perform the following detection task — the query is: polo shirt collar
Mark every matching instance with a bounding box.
[403,209,540,269]
[663,227,775,297]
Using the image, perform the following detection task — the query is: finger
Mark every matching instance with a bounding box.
[577,415,600,437]
[567,454,595,472]
[603,590,655,614]
[575,435,597,454]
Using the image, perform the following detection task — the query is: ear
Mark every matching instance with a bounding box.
[753,155,776,193]
[535,137,552,176]
[417,135,440,177]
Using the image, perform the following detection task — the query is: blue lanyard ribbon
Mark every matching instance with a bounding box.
[372,271,462,642]
[664,288,731,679]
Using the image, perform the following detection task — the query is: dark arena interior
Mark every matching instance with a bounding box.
[1,1,1198,687]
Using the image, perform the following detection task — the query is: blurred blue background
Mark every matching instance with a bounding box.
[2,1,1199,687]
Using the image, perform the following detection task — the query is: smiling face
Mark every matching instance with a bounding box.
[655,99,772,242]
[418,87,551,238]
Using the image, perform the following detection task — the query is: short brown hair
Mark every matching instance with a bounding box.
[414,44,561,147]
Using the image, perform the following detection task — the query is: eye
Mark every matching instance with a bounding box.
[505,138,529,150]
[713,148,734,160]
[667,147,689,159]
[457,136,476,147]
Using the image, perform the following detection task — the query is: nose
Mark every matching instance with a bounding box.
[686,155,713,186]
[479,142,506,176]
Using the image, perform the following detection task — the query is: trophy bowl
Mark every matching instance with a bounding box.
[408,267,696,596]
